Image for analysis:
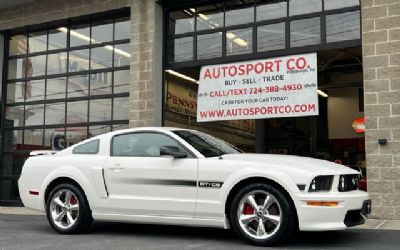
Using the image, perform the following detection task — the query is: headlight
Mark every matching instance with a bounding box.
[309,175,334,192]
[338,174,359,192]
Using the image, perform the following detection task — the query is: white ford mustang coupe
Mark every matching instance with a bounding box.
[19,127,371,245]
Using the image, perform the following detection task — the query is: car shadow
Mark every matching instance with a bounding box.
[90,221,236,240]
[87,221,366,247]
[5,214,395,249]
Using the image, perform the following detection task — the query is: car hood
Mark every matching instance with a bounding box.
[220,153,358,176]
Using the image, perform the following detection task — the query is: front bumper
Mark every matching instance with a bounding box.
[295,190,370,231]
[344,199,371,227]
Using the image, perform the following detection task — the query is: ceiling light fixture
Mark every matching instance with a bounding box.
[226,32,236,39]
[190,10,246,47]
[105,45,131,58]
[166,69,199,84]
[317,89,328,98]
[184,9,193,16]
[58,27,94,43]
[225,33,248,47]
[233,38,248,46]
[198,13,209,20]
[58,27,131,58]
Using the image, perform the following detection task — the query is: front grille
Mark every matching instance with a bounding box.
[338,174,359,192]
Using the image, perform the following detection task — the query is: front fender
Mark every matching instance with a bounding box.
[220,167,301,212]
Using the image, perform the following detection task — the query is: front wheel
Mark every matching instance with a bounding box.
[229,183,296,246]
[46,183,92,234]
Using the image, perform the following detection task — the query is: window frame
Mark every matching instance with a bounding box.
[0,8,131,204]
[110,131,197,158]
[1,9,131,153]
[165,0,361,69]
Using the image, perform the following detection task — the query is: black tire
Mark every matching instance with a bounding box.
[229,183,296,246]
[46,183,93,234]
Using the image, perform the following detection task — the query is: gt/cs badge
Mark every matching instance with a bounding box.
[199,181,223,188]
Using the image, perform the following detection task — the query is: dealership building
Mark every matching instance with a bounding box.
[0,0,399,220]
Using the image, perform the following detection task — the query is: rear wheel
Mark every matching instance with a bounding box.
[46,183,92,234]
[229,183,296,246]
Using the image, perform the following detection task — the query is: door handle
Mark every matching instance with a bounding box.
[109,164,124,171]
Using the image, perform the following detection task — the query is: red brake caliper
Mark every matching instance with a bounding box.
[70,195,78,205]
[243,203,255,215]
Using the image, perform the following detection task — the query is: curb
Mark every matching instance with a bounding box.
[354,219,400,231]
[0,206,44,216]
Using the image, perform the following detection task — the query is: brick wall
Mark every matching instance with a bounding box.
[129,0,158,127]
[362,0,400,219]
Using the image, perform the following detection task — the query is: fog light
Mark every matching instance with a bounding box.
[306,201,339,207]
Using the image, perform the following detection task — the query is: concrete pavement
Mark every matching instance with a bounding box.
[358,219,400,230]
[1,214,400,250]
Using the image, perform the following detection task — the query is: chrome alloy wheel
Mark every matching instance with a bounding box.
[237,190,282,240]
[49,189,80,230]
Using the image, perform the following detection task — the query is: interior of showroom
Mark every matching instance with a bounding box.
[164,0,366,184]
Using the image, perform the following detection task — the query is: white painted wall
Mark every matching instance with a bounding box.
[328,88,364,139]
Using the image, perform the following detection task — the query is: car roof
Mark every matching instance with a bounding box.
[63,127,192,153]
[106,127,191,137]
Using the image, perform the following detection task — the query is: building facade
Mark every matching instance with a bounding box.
[361,0,400,219]
[0,0,398,220]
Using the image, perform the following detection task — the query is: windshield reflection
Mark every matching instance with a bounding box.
[173,130,241,157]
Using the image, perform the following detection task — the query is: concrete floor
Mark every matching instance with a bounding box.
[1,214,400,250]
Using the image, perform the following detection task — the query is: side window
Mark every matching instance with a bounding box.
[73,139,99,154]
[111,132,188,157]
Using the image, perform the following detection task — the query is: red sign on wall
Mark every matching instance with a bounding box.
[352,117,365,133]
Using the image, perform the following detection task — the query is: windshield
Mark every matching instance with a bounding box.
[173,130,241,157]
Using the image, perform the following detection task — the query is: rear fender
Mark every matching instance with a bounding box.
[40,166,95,209]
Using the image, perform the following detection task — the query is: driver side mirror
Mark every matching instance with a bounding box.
[160,146,187,159]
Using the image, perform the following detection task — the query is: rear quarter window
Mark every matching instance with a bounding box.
[72,139,100,154]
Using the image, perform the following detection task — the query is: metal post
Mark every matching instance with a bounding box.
[255,119,265,153]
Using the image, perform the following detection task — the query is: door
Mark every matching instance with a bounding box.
[104,132,198,217]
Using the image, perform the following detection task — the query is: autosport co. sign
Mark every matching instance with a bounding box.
[197,53,319,122]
